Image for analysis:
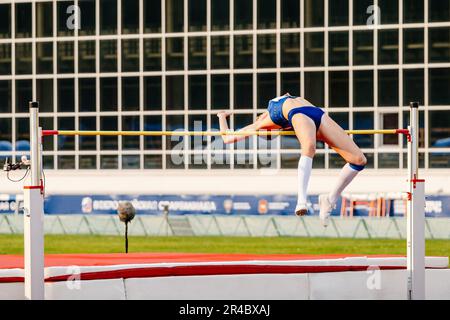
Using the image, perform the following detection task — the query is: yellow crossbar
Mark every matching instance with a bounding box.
[45,129,404,137]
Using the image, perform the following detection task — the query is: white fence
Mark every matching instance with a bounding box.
[1,214,450,239]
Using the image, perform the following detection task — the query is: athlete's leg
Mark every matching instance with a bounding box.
[317,114,367,166]
[290,113,317,216]
[316,114,367,226]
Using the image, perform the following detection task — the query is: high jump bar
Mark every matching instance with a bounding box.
[42,129,410,137]
[24,102,424,301]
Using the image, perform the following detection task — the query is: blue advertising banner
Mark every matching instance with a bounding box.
[1,194,449,217]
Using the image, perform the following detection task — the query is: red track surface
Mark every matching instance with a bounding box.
[0,252,402,269]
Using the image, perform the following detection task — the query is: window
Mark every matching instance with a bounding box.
[100,78,118,111]
[57,117,75,150]
[211,75,230,109]
[123,155,140,169]
[79,41,96,73]
[100,0,117,35]
[234,35,253,69]
[379,0,399,24]
[304,72,324,107]
[166,38,184,71]
[15,43,32,75]
[166,76,184,110]
[378,30,398,65]
[429,27,450,63]
[79,156,97,169]
[144,39,162,71]
[257,34,276,68]
[0,4,11,39]
[281,33,300,67]
[144,0,161,33]
[0,44,11,75]
[101,156,118,169]
[122,0,139,34]
[329,112,349,130]
[329,71,349,108]
[378,153,399,168]
[429,0,450,22]
[166,115,185,150]
[79,0,96,35]
[404,69,424,106]
[122,116,140,150]
[234,74,253,109]
[144,155,163,169]
[166,0,184,32]
[36,2,53,37]
[403,0,424,23]
[0,80,11,113]
[58,79,75,112]
[281,0,300,28]
[257,73,277,108]
[144,76,162,110]
[378,70,399,107]
[15,3,31,38]
[329,0,348,26]
[234,0,253,30]
[188,37,206,70]
[122,39,140,72]
[212,0,229,30]
[211,36,229,69]
[36,42,53,74]
[429,111,450,148]
[100,40,117,72]
[189,75,207,110]
[329,32,349,66]
[16,80,32,113]
[122,77,140,111]
[353,30,373,65]
[353,70,374,107]
[79,78,96,112]
[380,113,399,146]
[144,115,162,150]
[58,42,74,73]
[100,116,118,150]
[304,32,324,67]
[281,73,300,96]
[37,79,54,112]
[304,0,324,27]
[404,28,424,64]
[40,117,53,151]
[79,117,96,150]
[257,0,276,29]
[58,156,76,169]
[353,112,374,148]
[429,68,450,105]
[189,0,206,31]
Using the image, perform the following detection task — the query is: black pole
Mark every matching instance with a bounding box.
[125,222,128,253]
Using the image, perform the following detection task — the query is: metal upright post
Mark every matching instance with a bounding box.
[23,102,45,300]
[406,101,425,300]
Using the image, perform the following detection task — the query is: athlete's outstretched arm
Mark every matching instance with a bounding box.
[217,111,258,144]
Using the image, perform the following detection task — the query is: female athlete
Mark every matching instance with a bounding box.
[217,94,367,227]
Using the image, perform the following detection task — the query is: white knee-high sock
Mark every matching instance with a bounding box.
[328,163,362,205]
[297,156,313,206]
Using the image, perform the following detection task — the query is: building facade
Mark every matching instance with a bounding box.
[0,0,449,174]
